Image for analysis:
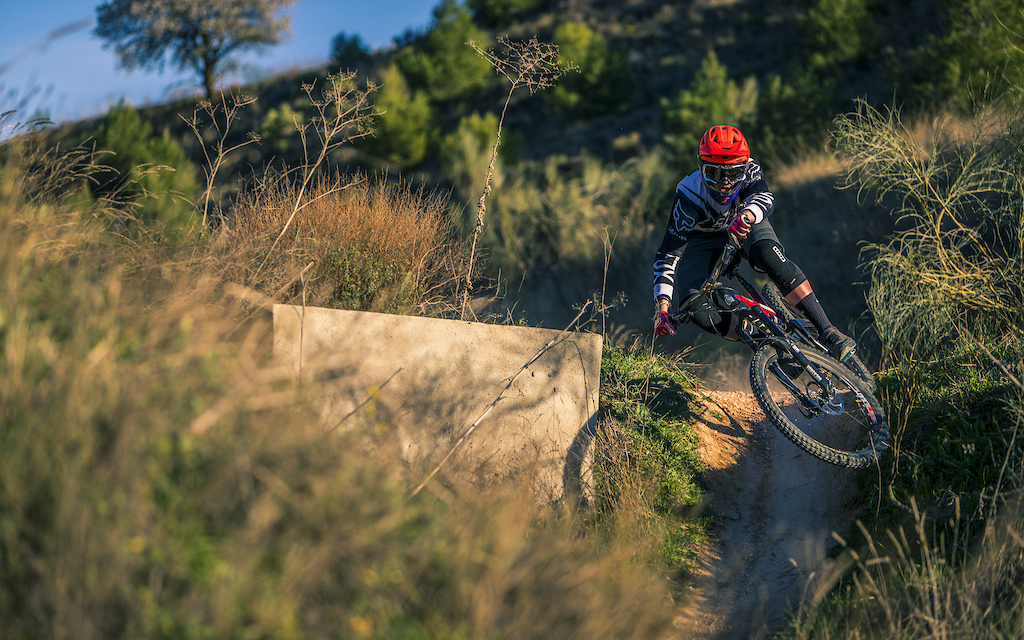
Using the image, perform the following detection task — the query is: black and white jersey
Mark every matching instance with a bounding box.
[652,159,775,302]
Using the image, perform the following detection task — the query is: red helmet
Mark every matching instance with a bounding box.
[698,124,750,163]
[697,125,750,205]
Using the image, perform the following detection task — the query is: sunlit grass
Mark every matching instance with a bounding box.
[0,119,702,638]
[783,97,1024,639]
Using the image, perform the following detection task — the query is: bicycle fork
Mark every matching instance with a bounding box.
[739,314,842,418]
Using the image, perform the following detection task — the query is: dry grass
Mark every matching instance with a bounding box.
[772,152,843,190]
[834,99,1024,357]
[792,499,1024,639]
[222,170,467,316]
[0,118,688,640]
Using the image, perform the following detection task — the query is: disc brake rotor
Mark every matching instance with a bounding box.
[806,383,845,416]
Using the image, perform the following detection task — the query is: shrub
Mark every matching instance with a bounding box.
[439,111,503,206]
[798,0,878,71]
[545,21,630,118]
[394,0,493,104]
[660,50,757,166]
[901,0,1024,112]
[362,64,435,168]
[329,31,370,72]
[751,64,831,162]
[227,171,465,315]
[256,102,303,152]
[834,100,1024,357]
[469,0,548,27]
[88,102,201,237]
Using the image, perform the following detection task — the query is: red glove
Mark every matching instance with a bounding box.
[654,311,675,337]
[728,212,752,245]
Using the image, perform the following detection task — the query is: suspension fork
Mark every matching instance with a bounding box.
[759,337,841,412]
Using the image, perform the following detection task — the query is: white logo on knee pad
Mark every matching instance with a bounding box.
[773,245,787,263]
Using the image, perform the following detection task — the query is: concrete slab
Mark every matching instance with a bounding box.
[272,304,602,504]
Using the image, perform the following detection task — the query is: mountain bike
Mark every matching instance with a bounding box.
[670,243,890,468]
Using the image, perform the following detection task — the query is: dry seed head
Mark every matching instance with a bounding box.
[469,36,577,95]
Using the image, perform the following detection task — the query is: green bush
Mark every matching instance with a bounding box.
[750,64,831,162]
[394,0,493,104]
[798,0,878,70]
[545,21,630,118]
[257,102,303,152]
[901,0,1024,112]
[88,103,200,237]
[439,111,502,206]
[660,50,758,166]
[363,64,435,168]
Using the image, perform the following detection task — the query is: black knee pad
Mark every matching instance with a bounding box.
[689,295,733,336]
[748,240,806,295]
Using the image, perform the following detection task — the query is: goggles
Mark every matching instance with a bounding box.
[699,160,748,194]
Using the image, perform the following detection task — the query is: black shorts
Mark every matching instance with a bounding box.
[675,219,781,297]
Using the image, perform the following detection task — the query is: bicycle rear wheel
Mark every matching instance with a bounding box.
[761,282,798,325]
[750,342,889,468]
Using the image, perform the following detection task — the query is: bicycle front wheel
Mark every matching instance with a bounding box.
[761,282,877,392]
[750,343,889,468]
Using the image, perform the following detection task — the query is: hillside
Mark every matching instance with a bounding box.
[6,1,1024,637]
[42,0,973,356]
[53,0,952,169]
[38,0,969,347]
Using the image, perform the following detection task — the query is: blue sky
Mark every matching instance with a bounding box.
[0,0,439,124]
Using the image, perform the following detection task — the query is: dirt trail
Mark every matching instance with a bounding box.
[671,390,863,639]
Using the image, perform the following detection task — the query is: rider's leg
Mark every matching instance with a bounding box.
[689,294,736,338]
[677,232,740,341]
[743,222,856,358]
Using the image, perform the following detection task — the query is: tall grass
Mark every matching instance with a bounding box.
[785,98,1024,638]
[0,110,711,637]
[834,100,1024,357]
[224,170,467,316]
[790,498,1024,639]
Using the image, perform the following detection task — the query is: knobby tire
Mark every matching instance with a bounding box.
[761,282,877,393]
[750,343,890,468]
[761,282,798,325]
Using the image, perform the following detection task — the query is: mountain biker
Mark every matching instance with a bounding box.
[652,124,857,361]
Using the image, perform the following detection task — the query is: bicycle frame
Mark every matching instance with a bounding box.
[670,243,840,415]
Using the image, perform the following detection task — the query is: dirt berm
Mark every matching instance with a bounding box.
[671,390,864,640]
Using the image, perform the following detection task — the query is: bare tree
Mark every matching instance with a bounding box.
[94,0,296,99]
[460,36,576,318]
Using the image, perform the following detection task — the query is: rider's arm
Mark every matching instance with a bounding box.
[656,296,671,314]
[654,251,681,305]
[653,187,695,306]
[738,160,775,224]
